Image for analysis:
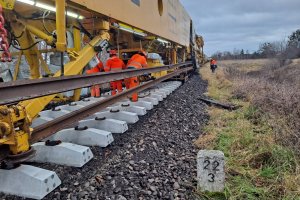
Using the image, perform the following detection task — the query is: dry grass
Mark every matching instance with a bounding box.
[223,59,300,155]
[197,59,300,199]
[219,59,277,73]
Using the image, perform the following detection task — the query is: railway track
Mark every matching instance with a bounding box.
[0,0,205,198]
[0,64,193,199]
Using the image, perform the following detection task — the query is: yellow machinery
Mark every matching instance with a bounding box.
[196,35,205,64]
[148,58,168,79]
[0,0,204,161]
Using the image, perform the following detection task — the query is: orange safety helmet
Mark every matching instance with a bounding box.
[109,49,117,56]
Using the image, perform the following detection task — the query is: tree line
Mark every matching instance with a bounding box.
[211,29,300,60]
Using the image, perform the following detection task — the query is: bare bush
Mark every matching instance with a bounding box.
[224,60,300,155]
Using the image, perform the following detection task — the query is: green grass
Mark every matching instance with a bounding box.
[197,63,300,199]
[271,146,297,172]
[217,133,235,157]
[259,167,277,178]
[226,176,269,199]
[211,106,298,199]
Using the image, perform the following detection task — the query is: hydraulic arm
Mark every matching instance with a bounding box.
[0,0,204,162]
[0,0,110,159]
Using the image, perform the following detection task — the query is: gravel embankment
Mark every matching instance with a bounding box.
[1,72,208,200]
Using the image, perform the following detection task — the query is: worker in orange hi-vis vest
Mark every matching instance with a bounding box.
[125,50,148,102]
[104,50,126,95]
[210,58,217,73]
[86,56,104,97]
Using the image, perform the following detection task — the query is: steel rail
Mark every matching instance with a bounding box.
[30,66,193,143]
[0,62,191,105]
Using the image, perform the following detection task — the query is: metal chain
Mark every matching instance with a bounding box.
[0,4,12,62]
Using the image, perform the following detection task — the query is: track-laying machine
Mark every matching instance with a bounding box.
[0,0,204,180]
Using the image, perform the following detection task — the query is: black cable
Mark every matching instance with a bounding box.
[11,40,41,51]
[77,19,93,40]
[13,10,56,21]
[60,52,64,76]
[42,10,53,35]
[13,31,24,39]
[12,10,54,38]
[6,19,45,51]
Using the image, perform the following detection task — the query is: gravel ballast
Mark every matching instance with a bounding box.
[1,72,208,200]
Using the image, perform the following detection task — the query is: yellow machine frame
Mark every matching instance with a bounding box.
[0,0,204,156]
[0,0,111,155]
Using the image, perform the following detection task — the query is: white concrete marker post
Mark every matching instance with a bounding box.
[197,150,225,192]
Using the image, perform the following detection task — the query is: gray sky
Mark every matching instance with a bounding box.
[180,0,300,56]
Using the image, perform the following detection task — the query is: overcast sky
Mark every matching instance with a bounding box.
[180,0,300,56]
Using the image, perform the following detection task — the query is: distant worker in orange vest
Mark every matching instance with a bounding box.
[104,50,126,95]
[210,58,217,73]
[125,50,148,102]
[86,56,104,97]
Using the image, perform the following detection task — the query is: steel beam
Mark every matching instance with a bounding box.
[0,63,191,105]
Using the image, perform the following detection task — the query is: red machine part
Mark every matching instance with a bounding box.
[0,4,12,62]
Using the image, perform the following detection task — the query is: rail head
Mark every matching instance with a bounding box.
[0,62,192,105]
